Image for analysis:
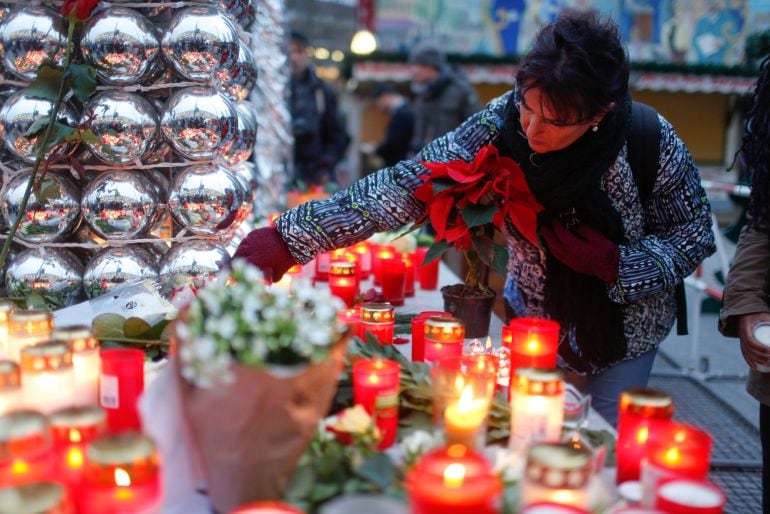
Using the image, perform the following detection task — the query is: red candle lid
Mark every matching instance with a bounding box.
[360,303,395,324]
[619,388,674,418]
[424,316,465,343]
[329,262,356,277]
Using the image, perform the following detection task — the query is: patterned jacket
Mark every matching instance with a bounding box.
[277,92,716,373]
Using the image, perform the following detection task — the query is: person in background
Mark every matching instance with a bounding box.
[236,11,715,426]
[719,54,770,514]
[361,83,415,167]
[408,43,482,153]
[289,31,350,186]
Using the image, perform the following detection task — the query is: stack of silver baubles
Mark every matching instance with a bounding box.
[0,2,258,307]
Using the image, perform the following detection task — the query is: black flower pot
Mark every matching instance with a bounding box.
[440,284,496,339]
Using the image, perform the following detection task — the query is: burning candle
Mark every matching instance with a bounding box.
[0,410,53,486]
[8,309,53,363]
[654,479,725,514]
[415,246,439,290]
[52,325,101,407]
[99,349,144,434]
[352,358,400,449]
[411,311,451,363]
[372,245,396,286]
[424,317,465,364]
[405,444,502,514]
[0,301,15,358]
[402,253,416,297]
[0,482,73,512]
[444,385,491,450]
[640,422,712,507]
[0,360,22,415]
[21,341,76,415]
[616,388,674,484]
[509,368,565,452]
[352,242,372,279]
[521,442,593,510]
[51,406,108,492]
[503,318,559,371]
[314,251,332,281]
[337,308,361,336]
[329,262,358,308]
[80,433,162,514]
[359,303,395,345]
[380,257,406,306]
[521,504,591,514]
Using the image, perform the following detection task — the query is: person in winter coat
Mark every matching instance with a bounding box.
[363,83,415,167]
[237,10,715,426]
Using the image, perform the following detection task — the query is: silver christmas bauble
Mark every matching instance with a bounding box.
[159,241,230,292]
[161,87,237,160]
[0,6,66,80]
[2,171,81,243]
[83,246,159,298]
[81,170,160,240]
[227,162,257,203]
[215,39,257,103]
[220,101,256,166]
[80,7,160,85]
[82,91,160,165]
[0,90,78,163]
[168,164,244,234]
[6,248,84,309]
[219,0,255,29]
[161,7,239,82]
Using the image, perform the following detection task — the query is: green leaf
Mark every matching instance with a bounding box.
[50,123,77,146]
[147,319,171,339]
[25,291,50,310]
[25,116,51,138]
[356,452,395,490]
[124,317,152,338]
[422,240,450,265]
[491,243,508,276]
[308,482,341,502]
[461,203,497,228]
[27,64,63,101]
[92,313,127,340]
[79,129,101,146]
[415,233,435,247]
[64,63,98,103]
[36,178,61,203]
[431,178,456,194]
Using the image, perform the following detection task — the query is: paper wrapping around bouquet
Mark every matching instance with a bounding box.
[177,342,347,513]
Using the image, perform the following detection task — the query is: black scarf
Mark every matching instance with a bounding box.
[497,93,632,371]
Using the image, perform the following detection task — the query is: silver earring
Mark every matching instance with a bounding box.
[592,124,599,132]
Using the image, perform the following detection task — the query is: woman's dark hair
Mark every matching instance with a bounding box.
[741,54,770,228]
[516,10,630,125]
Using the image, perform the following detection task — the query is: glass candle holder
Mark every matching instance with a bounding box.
[337,308,361,336]
[415,246,439,290]
[0,482,73,513]
[359,303,395,345]
[0,359,22,415]
[653,479,725,514]
[509,368,565,452]
[21,341,76,415]
[8,310,53,363]
[51,406,108,492]
[0,409,53,486]
[521,503,591,514]
[352,242,372,279]
[616,388,674,484]
[232,502,306,513]
[405,444,502,514]
[372,245,396,287]
[99,349,144,434]
[329,262,358,308]
[314,251,332,281]
[424,317,465,364]
[53,325,101,407]
[80,432,162,514]
[521,442,593,510]
[380,257,406,306]
[503,318,559,372]
[0,301,15,358]
[411,311,451,363]
[352,358,400,449]
[402,253,416,297]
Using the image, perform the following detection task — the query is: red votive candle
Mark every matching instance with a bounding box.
[380,257,406,306]
[616,388,674,484]
[654,479,725,514]
[406,444,502,514]
[503,318,559,371]
[51,406,108,493]
[337,308,361,336]
[352,358,400,449]
[521,504,591,514]
[0,410,53,486]
[416,246,440,290]
[352,242,372,279]
[314,251,332,281]
[411,311,451,362]
[372,245,396,286]
[359,303,395,344]
[329,262,358,308]
[402,253,416,297]
[99,349,144,434]
[424,317,465,363]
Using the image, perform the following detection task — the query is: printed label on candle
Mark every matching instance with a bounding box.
[100,374,119,409]
[375,391,398,418]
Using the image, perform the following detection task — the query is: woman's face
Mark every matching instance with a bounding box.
[518,87,599,154]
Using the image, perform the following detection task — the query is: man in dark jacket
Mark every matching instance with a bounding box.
[289,32,350,186]
[364,83,415,167]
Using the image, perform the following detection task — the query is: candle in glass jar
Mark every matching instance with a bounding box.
[352,358,400,449]
[21,341,76,415]
[0,301,15,358]
[510,368,565,452]
[359,303,395,344]
[654,479,725,514]
[521,442,593,510]
[329,262,358,308]
[0,359,22,415]
[616,388,674,484]
[372,245,396,286]
[402,253,416,297]
[314,251,332,281]
[0,410,53,486]
[352,242,372,279]
[100,349,145,434]
[52,325,101,407]
[0,481,73,513]
[406,444,502,514]
[337,308,361,336]
[380,257,406,306]
[51,406,108,492]
[521,503,591,514]
[415,246,439,290]
[411,311,451,362]
[8,310,53,363]
[503,318,559,371]
[444,384,491,450]
[424,317,465,363]
[80,433,162,514]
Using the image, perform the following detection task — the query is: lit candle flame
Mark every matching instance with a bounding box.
[485,337,493,351]
[69,428,82,443]
[526,338,540,353]
[66,447,84,469]
[114,468,131,487]
[443,463,466,488]
[457,385,473,414]
[636,426,649,445]
[664,447,681,465]
[368,374,380,384]
[11,459,29,475]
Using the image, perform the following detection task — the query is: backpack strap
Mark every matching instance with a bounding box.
[628,101,689,335]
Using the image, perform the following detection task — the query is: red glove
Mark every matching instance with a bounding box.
[232,227,298,282]
[540,221,620,283]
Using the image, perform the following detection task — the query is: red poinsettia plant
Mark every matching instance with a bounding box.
[414,145,543,291]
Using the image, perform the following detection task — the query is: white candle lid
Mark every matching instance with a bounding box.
[658,479,724,507]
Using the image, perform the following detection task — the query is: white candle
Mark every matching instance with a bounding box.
[21,341,76,414]
[52,326,101,407]
[521,442,593,510]
[0,302,15,358]
[8,310,53,363]
[754,322,770,372]
[0,360,22,415]
[510,368,565,452]
[655,479,725,512]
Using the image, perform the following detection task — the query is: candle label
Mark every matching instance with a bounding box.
[374,390,398,418]
[99,374,119,409]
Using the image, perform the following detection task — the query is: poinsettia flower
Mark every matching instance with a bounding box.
[61,0,100,21]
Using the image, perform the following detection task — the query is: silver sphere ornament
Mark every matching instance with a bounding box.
[0,90,78,163]
[0,6,66,80]
[161,87,237,160]
[215,39,257,103]
[168,164,244,234]
[219,0,255,29]
[81,170,160,240]
[83,91,160,165]
[2,172,81,243]
[159,241,230,293]
[80,7,160,85]
[227,162,257,203]
[6,248,84,309]
[161,7,239,82]
[220,101,256,166]
[83,246,159,298]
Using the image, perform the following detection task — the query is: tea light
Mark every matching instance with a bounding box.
[380,257,406,306]
[52,325,101,407]
[372,245,396,286]
[329,262,358,308]
[415,246,439,290]
[352,358,400,449]
[21,341,76,415]
[444,384,491,450]
[80,432,161,514]
[0,410,52,486]
[654,479,725,514]
[403,253,416,297]
[337,308,361,336]
[0,301,15,358]
[99,349,145,433]
[616,388,674,484]
[0,360,22,415]
[231,501,306,513]
[352,242,372,279]
[640,422,712,506]
[314,251,332,281]
[411,311,451,362]
[8,310,53,363]
[509,368,565,452]
[503,318,559,371]
[0,482,73,513]
[424,317,465,363]
[51,406,107,491]
[359,303,395,345]
[521,442,593,510]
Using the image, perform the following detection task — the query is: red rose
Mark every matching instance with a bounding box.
[61,0,100,21]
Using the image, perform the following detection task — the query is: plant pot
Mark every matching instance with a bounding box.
[440,284,496,339]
